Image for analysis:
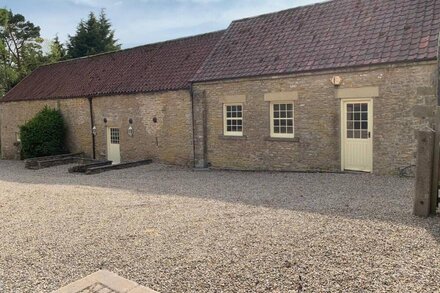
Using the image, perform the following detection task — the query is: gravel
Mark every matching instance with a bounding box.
[0,160,439,292]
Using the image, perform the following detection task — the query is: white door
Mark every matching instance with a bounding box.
[341,99,373,172]
[107,127,121,164]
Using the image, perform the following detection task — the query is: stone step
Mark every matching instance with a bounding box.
[85,159,153,175]
[68,160,113,173]
[25,153,85,170]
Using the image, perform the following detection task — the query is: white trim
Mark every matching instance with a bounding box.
[340,98,373,172]
[270,101,295,138]
[223,103,243,136]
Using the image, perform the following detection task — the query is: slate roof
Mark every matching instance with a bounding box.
[193,0,440,82]
[2,31,224,102]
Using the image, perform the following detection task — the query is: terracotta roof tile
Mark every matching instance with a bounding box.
[2,30,224,102]
[193,0,440,82]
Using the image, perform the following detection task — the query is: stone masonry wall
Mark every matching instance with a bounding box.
[193,61,437,175]
[0,99,92,159]
[92,91,193,166]
[0,90,194,166]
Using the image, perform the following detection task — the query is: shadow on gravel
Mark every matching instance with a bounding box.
[0,160,439,242]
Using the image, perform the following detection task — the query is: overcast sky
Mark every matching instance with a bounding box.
[4,0,320,49]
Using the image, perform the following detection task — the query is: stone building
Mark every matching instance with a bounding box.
[1,0,439,174]
[0,31,224,166]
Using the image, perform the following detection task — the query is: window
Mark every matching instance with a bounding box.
[223,104,243,136]
[346,103,369,139]
[270,102,294,138]
[110,128,120,144]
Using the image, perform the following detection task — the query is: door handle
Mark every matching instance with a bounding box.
[368,132,371,138]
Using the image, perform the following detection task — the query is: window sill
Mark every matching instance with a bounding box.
[219,134,247,140]
[264,136,300,142]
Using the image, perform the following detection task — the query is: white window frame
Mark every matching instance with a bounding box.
[270,101,295,138]
[223,103,243,136]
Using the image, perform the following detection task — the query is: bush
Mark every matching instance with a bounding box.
[19,106,67,158]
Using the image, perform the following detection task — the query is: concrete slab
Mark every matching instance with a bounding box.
[53,270,158,293]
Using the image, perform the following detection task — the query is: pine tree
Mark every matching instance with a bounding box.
[47,35,66,63]
[0,8,43,92]
[67,10,120,59]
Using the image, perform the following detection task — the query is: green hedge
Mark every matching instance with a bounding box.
[19,106,67,158]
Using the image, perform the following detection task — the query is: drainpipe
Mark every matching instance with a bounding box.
[438,32,440,106]
[88,97,96,159]
[190,83,196,168]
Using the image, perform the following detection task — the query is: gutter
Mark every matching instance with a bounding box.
[88,97,96,159]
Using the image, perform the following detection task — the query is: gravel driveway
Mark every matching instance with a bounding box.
[0,160,439,292]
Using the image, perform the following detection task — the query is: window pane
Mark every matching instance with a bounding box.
[347,112,354,120]
[280,126,287,133]
[274,104,279,111]
[274,120,279,126]
[287,126,293,133]
[287,111,293,118]
[361,104,368,111]
[347,130,354,138]
[354,122,361,129]
[361,113,367,120]
[361,122,368,129]
[280,120,287,126]
[347,122,354,130]
[280,104,286,111]
[274,127,280,133]
[287,104,293,111]
[354,104,361,111]
[274,111,280,118]
[280,111,287,118]
[354,130,361,138]
[361,130,368,139]
[347,104,354,112]
[354,113,360,120]
[287,120,293,126]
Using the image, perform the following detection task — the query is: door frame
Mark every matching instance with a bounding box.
[106,126,121,164]
[340,98,373,172]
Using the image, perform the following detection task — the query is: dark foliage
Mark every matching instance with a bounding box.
[19,106,67,158]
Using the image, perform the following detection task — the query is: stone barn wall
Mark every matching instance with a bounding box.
[0,90,194,166]
[192,61,437,175]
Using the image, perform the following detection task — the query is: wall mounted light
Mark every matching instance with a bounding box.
[153,117,157,123]
[92,126,97,136]
[129,118,133,124]
[103,118,107,123]
[128,125,134,137]
[331,76,342,86]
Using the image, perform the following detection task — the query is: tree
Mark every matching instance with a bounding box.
[47,35,66,63]
[0,8,44,93]
[67,10,120,59]
[0,9,42,74]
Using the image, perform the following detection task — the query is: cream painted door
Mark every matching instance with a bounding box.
[107,127,121,164]
[341,99,373,172]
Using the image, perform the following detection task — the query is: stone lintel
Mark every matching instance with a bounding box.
[336,86,379,99]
